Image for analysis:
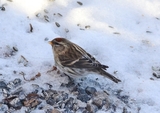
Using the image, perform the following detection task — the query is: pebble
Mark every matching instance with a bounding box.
[46,97,55,105]
[1,6,5,11]
[62,93,69,101]
[86,104,98,113]
[77,87,86,94]
[122,107,128,113]
[94,91,108,98]
[52,109,61,113]
[119,95,129,104]
[65,97,74,110]
[36,13,41,17]
[58,101,65,109]
[153,72,160,78]
[2,88,9,97]
[0,80,8,90]
[76,99,87,108]
[85,86,97,95]
[11,87,24,96]
[0,78,127,113]
[77,94,91,103]
[92,98,106,109]
[3,96,23,110]
[0,104,8,112]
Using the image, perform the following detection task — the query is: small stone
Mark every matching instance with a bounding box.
[111,104,116,112]
[86,104,98,113]
[13,78,22,87]
[65,28,69,33]
[1,7,5,11]
[58,101,65,109]
[77,94,91,102]
[0,104,8,112]
[52,109,61,113]
[82,110,90,113]
[77,99,87,108]
[118,95,129,104]
[94,91,109,98]
[62,93,69,101]
[65,97,74,110]
[73,103,79,111]
[2,88,9,97]
[104,101,110,110]
[3,96,23,110]
[77,87,86,94]
[44,37,49,41]
[42,89,58,98]
[122,107,128,113]
[36,13,41,17]
[153,72,160,78]
[137,107,141,113]
[11,87,24,95]
[7,78,21,89]
[46,97,55,106]
[85,86,97,95]
[0,80,8,90]
[92,98,106,109]
[23,98,41,108]
[62,109,74,113]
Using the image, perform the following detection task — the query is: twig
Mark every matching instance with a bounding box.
[29,24,33,32]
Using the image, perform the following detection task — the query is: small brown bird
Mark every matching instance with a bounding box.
[49,38,121,83]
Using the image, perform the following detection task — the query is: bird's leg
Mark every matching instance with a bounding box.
[61,73,75,87]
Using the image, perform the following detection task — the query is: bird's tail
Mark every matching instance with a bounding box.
[98,69,121,83]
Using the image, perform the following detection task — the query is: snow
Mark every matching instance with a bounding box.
[0,0,160,112]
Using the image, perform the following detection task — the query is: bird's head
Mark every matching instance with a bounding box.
[49,37,70,54]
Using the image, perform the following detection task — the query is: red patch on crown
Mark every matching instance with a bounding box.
[54,38,64,42]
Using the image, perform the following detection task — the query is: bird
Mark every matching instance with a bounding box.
[48,37,121,83]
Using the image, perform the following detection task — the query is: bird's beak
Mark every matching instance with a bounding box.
[48,41,52,45]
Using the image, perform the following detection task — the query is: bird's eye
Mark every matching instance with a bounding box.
[54,42,61,46]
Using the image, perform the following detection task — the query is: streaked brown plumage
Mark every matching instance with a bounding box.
[49,37,121,83]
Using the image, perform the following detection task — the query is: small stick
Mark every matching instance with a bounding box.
[29,24,33,32]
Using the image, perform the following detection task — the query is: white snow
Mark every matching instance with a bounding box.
[0,0,160,113]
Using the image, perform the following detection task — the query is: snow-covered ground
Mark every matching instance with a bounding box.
[0,0,160,113]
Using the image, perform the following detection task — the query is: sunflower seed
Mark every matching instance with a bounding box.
[55,22,60,27]
[44,9,49,13]
[77,1,83,5]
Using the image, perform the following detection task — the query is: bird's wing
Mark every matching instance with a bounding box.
[59,43,109,70]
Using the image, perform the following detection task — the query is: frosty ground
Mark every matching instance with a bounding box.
[0,0,160,113]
